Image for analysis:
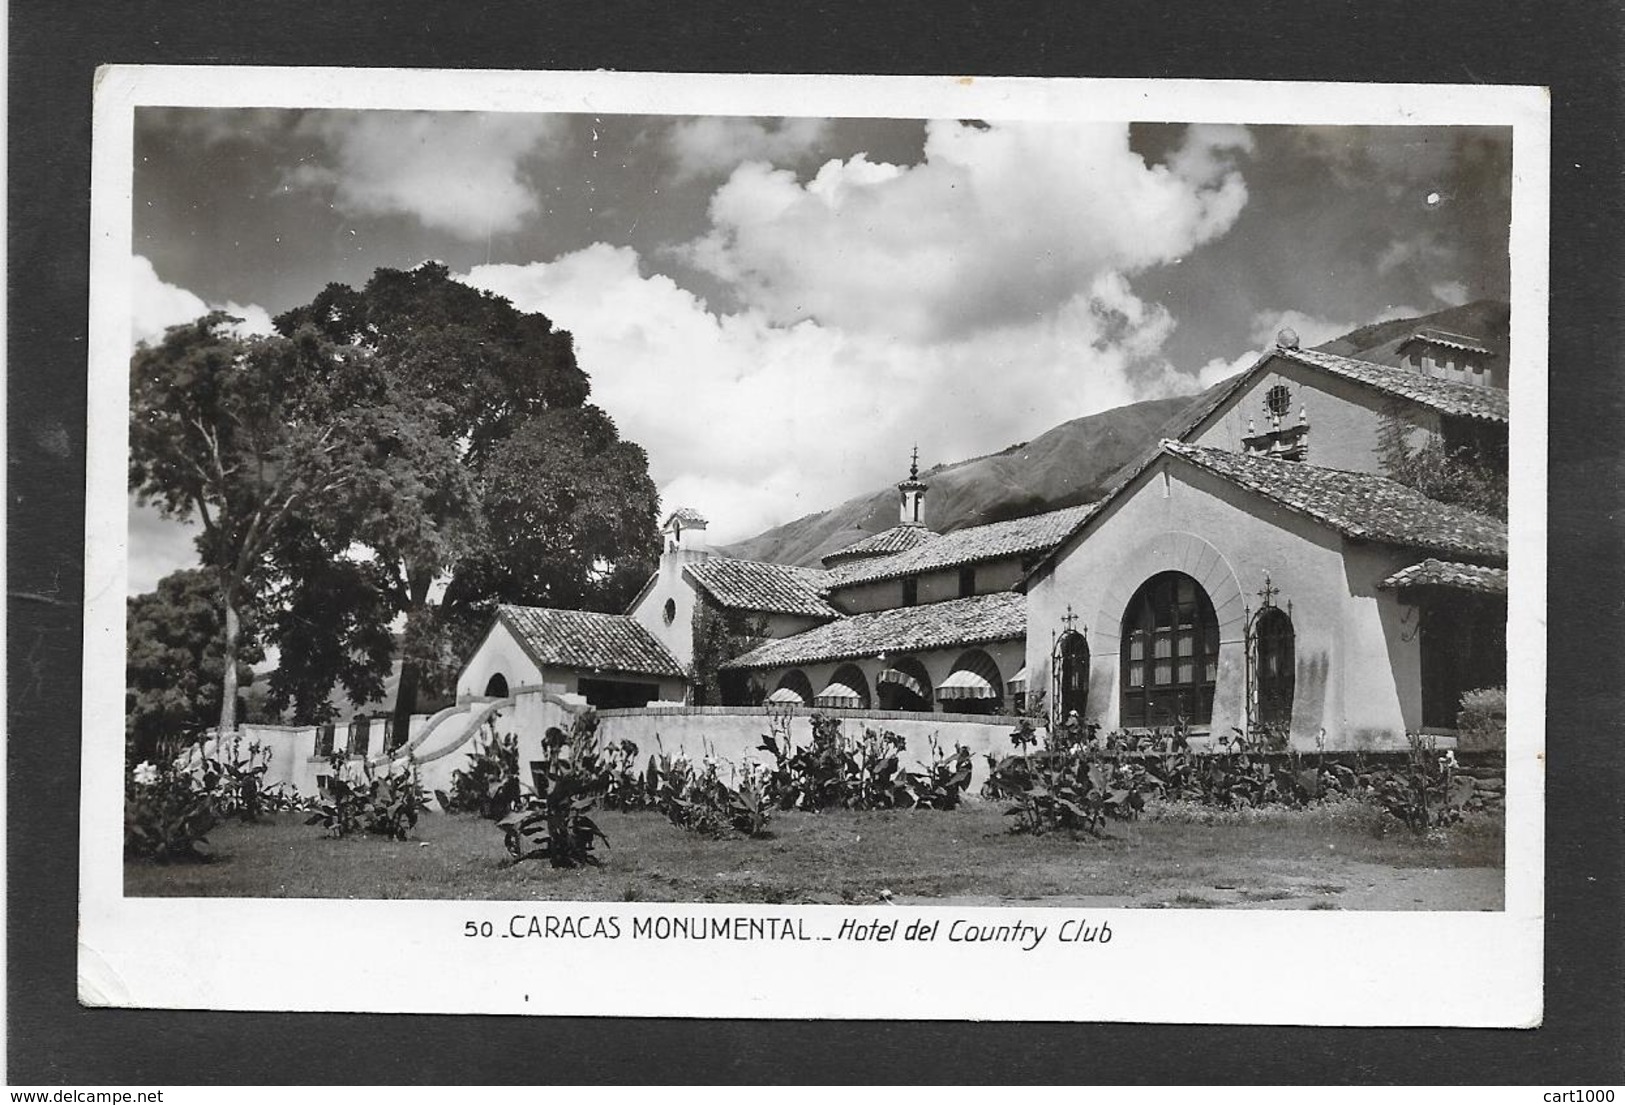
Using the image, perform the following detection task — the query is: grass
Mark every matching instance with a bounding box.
[126,797,1505,909]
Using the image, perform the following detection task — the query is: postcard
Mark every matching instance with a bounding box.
[83,66,1547,1023]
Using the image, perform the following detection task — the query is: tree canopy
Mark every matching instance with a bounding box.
[129,266,665,744]
[272,264,661,730]
[129,314,386,733]
[126,568,264,758]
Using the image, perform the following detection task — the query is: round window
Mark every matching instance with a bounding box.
[1265,383,1292,419]
[663,598,676,625]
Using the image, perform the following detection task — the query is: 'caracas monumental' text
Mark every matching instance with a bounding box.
[633,915,812,941]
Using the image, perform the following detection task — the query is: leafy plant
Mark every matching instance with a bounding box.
[1367,733,1476,832]
[895,736,974,810]
[305,753,430,840]
[124,751,223,863]
[648,752,774,837]
[444,722,522,819]
[498,719,610,866]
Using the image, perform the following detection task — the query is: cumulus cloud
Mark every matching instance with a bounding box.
[680,119,1252,342]
[286,111,562,238]
[464,245,1191,544]
[1186,302,1426,392]
[666,117,830,180]
[131,254,275,349]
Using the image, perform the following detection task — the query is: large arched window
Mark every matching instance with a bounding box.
[484,673,510,698]
[1254,607,1296,727]
[1120,571,1219,728]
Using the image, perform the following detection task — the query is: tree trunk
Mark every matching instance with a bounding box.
[218,584,241,736]
[388,570,436,748]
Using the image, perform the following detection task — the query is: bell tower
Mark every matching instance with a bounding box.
[898,446,928,527]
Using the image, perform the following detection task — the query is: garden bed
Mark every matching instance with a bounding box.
[125,798,1504,910]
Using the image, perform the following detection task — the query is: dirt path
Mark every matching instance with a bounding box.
[898,863,1504,911]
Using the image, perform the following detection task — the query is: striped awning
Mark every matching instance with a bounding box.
[937,670,997,700]
[875,667,928,699]
[765,686,806,705]
[1008,666,1028,694]
[938,651,1004,701]
[814,681,865,708]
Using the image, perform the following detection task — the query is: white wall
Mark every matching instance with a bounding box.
[1189,359,1443,476]
[456,620,548,699]
[1026,457,1424,750]
[627,548,707,675]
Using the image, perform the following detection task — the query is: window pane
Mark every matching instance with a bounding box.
[1128,664,1143,688]
[1154,637,1171,659]
[1154,661,1171,685]
[1130,636,1144,661]
[1177,631,1193,657]
[1177,661,1193,683]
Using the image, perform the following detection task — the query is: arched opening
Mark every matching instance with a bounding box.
[937,649,1004,715]
[815,664,871,709]
[484,672,510,698]
[1054,630,1090,722]
[766,668,814,706]
[876,657,932,712]
[1254,607,1296,727]
[1120,571,1219,728]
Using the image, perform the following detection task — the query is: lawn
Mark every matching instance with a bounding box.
[125,797,1505,910]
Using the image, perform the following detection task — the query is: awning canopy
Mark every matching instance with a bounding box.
[765,686,806,705]
[875,667,928,699]
[937,670,997,700]
[814,681,865,708]
[937,650,1004,701]
[1008,666,1028,693]
[1378,558,1507,596]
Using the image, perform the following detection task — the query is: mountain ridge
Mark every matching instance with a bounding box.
[719,300,1510,569]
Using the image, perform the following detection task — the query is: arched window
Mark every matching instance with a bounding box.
[815,664,871,709]
[876,657,932,711]
[766,669,814,706]
[484,673,510,698]
[1254,607,1295,727]
[937,649,1004,715]
[1055,631,1090,721]
[1120,571,1219,728]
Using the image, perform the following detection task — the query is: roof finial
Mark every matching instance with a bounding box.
[910,444,919,481]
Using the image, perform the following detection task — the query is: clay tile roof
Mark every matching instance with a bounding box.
[830,504,1095,589]
[1277,346,1508,422]
[663,507,709,527]
[1398,329,1495,357]
[821,524,939,566]
[1164,442,1508,562]
[1378,558,1508,595]
[722,591,1026,670]
[497,604,686,679]
[683,558,841,618]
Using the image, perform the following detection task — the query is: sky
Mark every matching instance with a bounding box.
[128,109,1512,593]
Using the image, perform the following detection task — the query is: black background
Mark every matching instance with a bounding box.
[10,0,1624,1085]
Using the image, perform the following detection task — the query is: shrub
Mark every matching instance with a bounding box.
[124,753,223,863]
[306,753,430,840]
[1456,686,1506,752]
[755,714,969,812]
[647,751,773,837]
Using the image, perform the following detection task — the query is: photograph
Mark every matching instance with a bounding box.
[80,68,1548,1024]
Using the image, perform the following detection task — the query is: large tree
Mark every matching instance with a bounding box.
[274,264,661,732]
[129,314,385,733]
[126,568,264,758]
